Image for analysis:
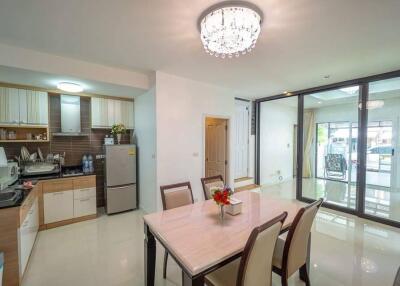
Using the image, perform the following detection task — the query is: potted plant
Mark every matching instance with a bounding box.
[111,123,126,144]
[210,186,232,220]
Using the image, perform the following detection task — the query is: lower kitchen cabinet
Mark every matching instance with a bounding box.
[43,190,74,224]
[73,187,96,217]
[42,176,97,227]
[18,198,39,276]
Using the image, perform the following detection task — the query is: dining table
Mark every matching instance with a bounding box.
[143,190,310,286]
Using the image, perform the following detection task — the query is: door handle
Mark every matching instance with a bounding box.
[392,148,395,156]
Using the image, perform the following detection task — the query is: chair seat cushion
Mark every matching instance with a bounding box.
[272,235,286,269]
[205,258,240,286]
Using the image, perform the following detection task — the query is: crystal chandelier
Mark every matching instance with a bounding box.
[199,3,262,58]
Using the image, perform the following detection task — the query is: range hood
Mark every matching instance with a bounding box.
[53,95,89,137]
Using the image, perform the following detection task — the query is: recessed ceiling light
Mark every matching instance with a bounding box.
[340,86,359,94]
[318,101,322,104]
[358,100,385,110]
[57,82,83,93]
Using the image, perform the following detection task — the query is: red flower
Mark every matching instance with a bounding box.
[212,189,231,205]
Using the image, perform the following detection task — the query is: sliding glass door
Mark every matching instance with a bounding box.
[364,77,400,223]
[301,86,360,210]
[256,71,400,227]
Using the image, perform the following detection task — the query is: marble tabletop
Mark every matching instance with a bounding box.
[143,190,305,276]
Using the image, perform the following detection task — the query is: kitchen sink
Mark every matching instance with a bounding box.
[0,190,22,208]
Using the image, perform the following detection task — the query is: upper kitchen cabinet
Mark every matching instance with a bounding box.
[20,90,49,125]
[91,97,134,129]
[91,97,109,128]
[0,87,20,125]
[121,101,134,129]
[0,87,49,126]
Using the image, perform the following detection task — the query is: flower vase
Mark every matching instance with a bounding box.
[219,205,225,220]
[117,134,122,144]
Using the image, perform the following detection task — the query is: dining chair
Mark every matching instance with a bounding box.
[272,198,324,286]
[205,212,288,286]
[201,175,224,200]
[160,181,194,279]
[394,266,400,286]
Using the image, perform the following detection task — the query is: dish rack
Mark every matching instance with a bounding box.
[20,159,61,177]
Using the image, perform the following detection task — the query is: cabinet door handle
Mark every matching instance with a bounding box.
[80,198,90,202]
[53,192,64,195]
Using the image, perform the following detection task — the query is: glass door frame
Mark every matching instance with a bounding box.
[255,69,400,228]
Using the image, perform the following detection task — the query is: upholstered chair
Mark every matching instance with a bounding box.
[205,212,288,286]
[394,267,400,286]
[272,199,323,286]
[201,175,224,200]
[160,182,194,279]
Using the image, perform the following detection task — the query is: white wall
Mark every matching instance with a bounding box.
[155,71,236,210]
[259,101,297,185]
[134,87,157,213]
[0,43,149,90]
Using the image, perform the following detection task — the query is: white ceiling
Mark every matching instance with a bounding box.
[0,0,399,98]
[0,65,144,98]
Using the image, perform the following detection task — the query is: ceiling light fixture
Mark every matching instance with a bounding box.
[339,86,359,95]
[199,1,263,58]
[57,82,84,93]
[358,100,385,110]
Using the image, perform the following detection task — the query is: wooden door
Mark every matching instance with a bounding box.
[234,101,250,179]
[205,118,228,181]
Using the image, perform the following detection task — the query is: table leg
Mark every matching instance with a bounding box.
[182,270,204,286]
[300,233,311,282]
[144,223,156,286]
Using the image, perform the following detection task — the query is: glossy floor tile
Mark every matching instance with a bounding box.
[22,185,400,286]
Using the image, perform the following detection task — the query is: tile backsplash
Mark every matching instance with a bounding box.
[0,94,131,207]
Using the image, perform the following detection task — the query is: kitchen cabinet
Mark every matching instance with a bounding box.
[25,90,48,125]
[41,176,97,228]
[18,198,39,277]
[73,187,96,217]
[0,87,48,126]
[43,190,74,224]
[91,97,109,128]
[0,87,19,125]
[107,98,116,126]
[91,97,134,129]
[121,101,134,129]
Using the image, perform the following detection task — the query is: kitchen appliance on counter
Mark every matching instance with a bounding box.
[104,144,137,214]
[0,147,19,191]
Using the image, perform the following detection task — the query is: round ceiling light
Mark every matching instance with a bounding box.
[199,2,263,58]
[57,82,84,93]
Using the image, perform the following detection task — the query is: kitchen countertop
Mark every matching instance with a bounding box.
[0,173,96,210]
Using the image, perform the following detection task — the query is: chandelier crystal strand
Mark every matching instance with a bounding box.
[200,6,261,58]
